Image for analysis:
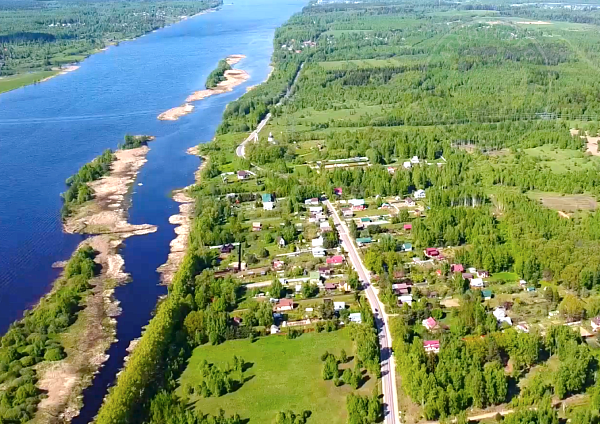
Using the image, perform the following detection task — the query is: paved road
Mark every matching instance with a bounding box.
[325,200,400,424]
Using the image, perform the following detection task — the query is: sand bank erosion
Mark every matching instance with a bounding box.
[35,141,157,423]
[157,54,250,121]
[156,148,207,284]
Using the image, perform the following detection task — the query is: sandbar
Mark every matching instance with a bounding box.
[157,54,250,121]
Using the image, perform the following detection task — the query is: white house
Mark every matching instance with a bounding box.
[493,307,512,326]
[348,199,365,207]
[414,189,426,199]
[305,198,319,206]
[398,294,413,306]
[470,278,484,288]
[320,221,332,232]
[410,156,420,164]
[403,161,412,169]
[270,324,280,334]
[309,206,323,214]
[334,301,346,311]
[312,236,324,248]
[312,247,326,258]
[349,312,362,324]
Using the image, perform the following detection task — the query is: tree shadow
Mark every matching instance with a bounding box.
[242,361,254,372]
[506,375,520,403]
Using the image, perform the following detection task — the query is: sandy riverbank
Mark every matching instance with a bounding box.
[156,150,207,284]
[158,54,250,121]
[39,65,81,84]
[35,141,157,422]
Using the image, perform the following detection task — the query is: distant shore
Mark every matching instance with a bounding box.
[0,7,220,95]
[158,54,250,121]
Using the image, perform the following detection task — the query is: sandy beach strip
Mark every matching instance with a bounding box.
[158,54,250,121]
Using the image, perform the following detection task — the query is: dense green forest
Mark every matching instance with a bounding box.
[0,246,98,423]
[0,0,220,90]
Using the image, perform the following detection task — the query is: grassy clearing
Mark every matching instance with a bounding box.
[527,191,597,212]
[177,329,376,424]
[317,56,428,70]
[0,71,58,93]
[524,145,600,173]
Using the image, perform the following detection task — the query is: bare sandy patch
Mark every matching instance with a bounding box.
[40,65,81,83]
[158,103,195,121]
[156,153,207,284]
[571,128,600,156]
[158,55,250,121]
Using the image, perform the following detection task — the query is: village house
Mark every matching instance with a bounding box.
[398,294,413,306]
[324,282,337,291]
[326,255,344,265]
[414,189,426,199]
[402,242,413,252]
[516,323,530,333]
[403,161,412,169]
[349,313,362,324]
[309,206,323,214]
[477,270,490,278]
[349,199,365,207]
[592,316,600,332]
[274,298,294,312]
[312,236,324,248]
[252,222,262,231]
[237,170,250,180]
[309,271,321,285]
[278,237,286,248]
[312,247,326,258]
[356,237,372,246]
[320,221,332,232]
[220,243,235,254]
[462,272,473,280]
[334,187,343,196]
[424,247,439,257]
[470,278,484,288]
[387,166,395,174]
[339,281,351,292]
[493,307,512,326]
[342,207,354,217]
[305,197,320,206]
[334,301,346,311]
[422,317,438,331]
[410,156,420,164]
[273,259,285,270]
[450,264,464,273]
[270,324,280,334]
[262,193,274,210]
[482,289,493,300]
[404,198,416,207]
[423,340,440,354]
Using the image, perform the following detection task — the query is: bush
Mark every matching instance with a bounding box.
[44,347,65,362]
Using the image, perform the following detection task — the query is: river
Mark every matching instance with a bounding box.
[0,0,305,421]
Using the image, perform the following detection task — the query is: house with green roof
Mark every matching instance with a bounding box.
[262,193,274,210]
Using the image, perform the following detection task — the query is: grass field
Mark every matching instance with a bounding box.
[178,329,376,424]
[523,145,600,173]
[0,71,58,94]
[527,191,597,212]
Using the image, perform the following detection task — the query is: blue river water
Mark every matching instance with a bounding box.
[0,0,305,420]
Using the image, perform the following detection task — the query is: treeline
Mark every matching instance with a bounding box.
[0,246,97,423]
[205,59,231,89]
[119,134,153,150]
[61,148,113,218]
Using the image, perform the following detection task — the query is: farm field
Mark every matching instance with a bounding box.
[0,71,58,93]
[177,329,376,424]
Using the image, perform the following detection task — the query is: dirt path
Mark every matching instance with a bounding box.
[158,55,249,121]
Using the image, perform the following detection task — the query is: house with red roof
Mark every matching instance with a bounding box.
[422,317,438,331]
[274,299,294,312]
[326,255,344,265]
[424,248,439,257]
[451,264,464,273]
[334,187,343,196]
[403,223,412,231]
[423,340,440,354]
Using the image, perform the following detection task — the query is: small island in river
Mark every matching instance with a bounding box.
[158,54,249,121]
[34,135,158,422]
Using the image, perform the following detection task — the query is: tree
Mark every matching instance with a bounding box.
[301,282,318,298]
[270,279,285,299]
[322,354,339,380]
[559,294,585,322]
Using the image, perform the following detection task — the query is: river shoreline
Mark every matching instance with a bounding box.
[34,143,157,423]
[156,149,207,284]
[158,54,250,121]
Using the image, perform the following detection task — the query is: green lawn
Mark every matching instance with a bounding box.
[178,329,376,423]
[486,272,520,283]
[0,71,58,94]
[523,145,600,173]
